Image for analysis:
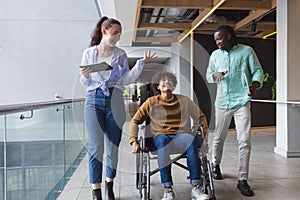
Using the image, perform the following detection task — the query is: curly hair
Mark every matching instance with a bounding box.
[151,71,177,94]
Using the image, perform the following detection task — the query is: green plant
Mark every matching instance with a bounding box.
[263,72,276,100]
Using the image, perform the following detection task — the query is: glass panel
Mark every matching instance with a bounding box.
[64,102,86,173]
[0,115,4,200]
[5,106,64,200]
[0,169,3,200]
[47,102,86,198]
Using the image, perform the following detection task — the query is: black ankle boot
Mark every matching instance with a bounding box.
[105,181,115,200]
[92,188,102,200]
[212,164,223,180]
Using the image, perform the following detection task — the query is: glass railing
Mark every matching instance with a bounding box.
[0,99,86,200]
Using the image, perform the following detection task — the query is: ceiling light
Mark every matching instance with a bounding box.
[262,31,277,39]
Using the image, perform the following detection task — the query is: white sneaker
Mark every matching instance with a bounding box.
[161,188,175,200]
[191,186,210,200]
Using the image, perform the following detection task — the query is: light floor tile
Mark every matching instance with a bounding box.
[58,121,300,200]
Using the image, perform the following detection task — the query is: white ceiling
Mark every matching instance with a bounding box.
[97,0,138,47]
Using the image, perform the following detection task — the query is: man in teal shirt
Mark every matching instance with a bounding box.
[206,25,264,197]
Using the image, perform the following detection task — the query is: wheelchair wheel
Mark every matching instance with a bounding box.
[201,156,216,200]
[206,161,216,200]
[136,152,143,197]
[140,150,150,200]
[136,137,151,200]
[140,155,147,200]
[146,152,151,200]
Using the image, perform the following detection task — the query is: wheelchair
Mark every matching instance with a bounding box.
[135,124,216,200]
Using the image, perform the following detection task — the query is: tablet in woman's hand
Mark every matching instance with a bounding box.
[80,62,113,72]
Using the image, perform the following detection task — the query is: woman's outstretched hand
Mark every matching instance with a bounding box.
[141,49,158,63]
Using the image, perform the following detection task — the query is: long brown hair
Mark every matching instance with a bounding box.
[89,16,122,47]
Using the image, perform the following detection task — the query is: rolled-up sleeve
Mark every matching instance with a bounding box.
[129,99,150,144]
[120,59,145,86]
[206,54,216,83]
[248,48,264,89]
[79,49,92,86]
[189,98,209,136]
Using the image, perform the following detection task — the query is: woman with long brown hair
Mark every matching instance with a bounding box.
[80,16,157,200]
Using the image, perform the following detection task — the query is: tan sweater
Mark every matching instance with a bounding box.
[129,94,208,144]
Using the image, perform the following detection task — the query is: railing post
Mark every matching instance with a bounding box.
[4,115,7,200]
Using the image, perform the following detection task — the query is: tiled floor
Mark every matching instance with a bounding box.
[57,102,300,200]
[57,124,300,200]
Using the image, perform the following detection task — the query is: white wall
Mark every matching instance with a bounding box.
[178,38,192,98]
[275,0,300,157]
[0,0,99,105]
[164,43,181,94]
[97,0,138,47]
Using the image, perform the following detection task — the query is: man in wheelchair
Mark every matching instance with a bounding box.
[129,71,210,200]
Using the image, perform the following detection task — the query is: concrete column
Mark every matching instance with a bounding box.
[275,0,300,157]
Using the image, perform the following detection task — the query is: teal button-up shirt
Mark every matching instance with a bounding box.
[206,44,264,109]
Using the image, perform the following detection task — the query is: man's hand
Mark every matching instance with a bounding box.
[131,141,140,154]
[213,71,228,83]
[248,81,260,96]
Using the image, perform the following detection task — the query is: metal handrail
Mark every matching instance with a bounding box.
[251,99,300,105]
[1,98,87,199]
[0,98,85,115]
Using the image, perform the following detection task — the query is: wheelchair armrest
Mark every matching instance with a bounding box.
[193,125,209,156]
[192,125,204,139]
[137,137,157,153]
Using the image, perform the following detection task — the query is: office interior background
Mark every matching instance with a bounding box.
[1,0,300,199]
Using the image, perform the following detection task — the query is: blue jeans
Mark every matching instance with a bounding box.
[153,133,202,188]
[84,88,125,184]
